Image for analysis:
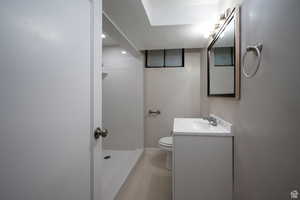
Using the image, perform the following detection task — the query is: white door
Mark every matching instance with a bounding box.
[0,0,102,200]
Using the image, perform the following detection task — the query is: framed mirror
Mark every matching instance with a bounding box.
[207,7,240,98]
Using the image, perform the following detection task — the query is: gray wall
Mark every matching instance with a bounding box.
[145,49,201,147]
[200,1,300,199]
[102,46,144,150]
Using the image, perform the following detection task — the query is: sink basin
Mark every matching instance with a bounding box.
[191,118,210,129]
[173,117,233,136]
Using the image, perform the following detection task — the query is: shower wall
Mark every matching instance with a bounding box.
[102,46,144,150]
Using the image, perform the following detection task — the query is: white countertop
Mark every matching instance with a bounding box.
[173,118,233,137]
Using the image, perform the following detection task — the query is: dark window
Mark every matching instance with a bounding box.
[146,50,164,68]
[145,49,184,68]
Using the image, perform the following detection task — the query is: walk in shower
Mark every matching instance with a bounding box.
[101,24,144,199]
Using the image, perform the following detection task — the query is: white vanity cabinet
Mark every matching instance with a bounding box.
[172,118,233,200]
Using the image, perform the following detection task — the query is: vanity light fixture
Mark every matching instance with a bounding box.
[219,13,226,21]
[207,7,235,39]
[214,23,221,29]
[101,34,106,39]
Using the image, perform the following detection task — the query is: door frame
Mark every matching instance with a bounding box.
[90,0,102,199]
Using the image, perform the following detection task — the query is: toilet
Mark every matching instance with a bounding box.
[158,136,173,170]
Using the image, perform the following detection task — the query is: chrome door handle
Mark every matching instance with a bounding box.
[94,127,108,139]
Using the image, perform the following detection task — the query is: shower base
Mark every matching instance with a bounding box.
[101,149,143,200]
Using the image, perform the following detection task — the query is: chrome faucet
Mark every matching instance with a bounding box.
[203,116,218,126]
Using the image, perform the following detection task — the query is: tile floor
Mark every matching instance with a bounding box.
[116,149,172,200]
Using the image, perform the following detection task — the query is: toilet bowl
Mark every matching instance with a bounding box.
[158,136,173,170]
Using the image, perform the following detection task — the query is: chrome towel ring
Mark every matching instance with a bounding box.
[242,43,263,78]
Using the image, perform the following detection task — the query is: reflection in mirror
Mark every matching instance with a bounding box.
[207,8,240,98]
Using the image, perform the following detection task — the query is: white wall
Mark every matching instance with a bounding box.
[144,49,201,147]
[102,46,144,150]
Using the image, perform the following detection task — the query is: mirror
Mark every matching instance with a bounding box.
[207,8,240,98]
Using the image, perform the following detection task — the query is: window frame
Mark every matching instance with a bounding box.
[145,49,185,68]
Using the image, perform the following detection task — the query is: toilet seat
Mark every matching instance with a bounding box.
[159,136,173,147]
[158,136,173,170]
[158,136,173,152]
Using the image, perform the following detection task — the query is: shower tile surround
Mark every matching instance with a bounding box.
[102,46,144,150]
